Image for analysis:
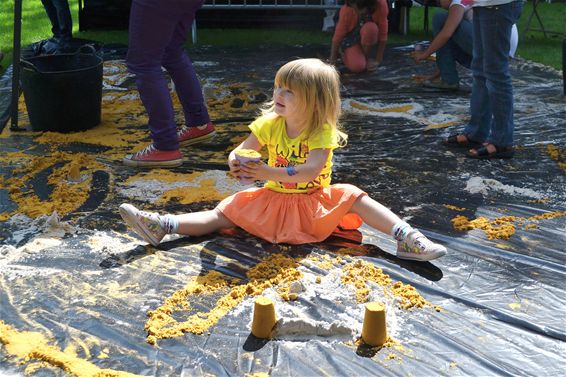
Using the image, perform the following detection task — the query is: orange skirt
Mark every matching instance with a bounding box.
[216,183,367,244]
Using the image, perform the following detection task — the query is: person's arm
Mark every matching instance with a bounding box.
[372,41,387,66]
[373,0,389,65]
[240,148,330,183]
[329,42,341,65]
[329,6,353,64]
[414,5,465,63]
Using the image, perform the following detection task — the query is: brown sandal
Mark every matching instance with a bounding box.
[466,145,514,159]
[443,134,482,149]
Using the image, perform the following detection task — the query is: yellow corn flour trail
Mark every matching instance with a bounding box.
[0,151,107,220]
[0,82,255,220]
[0,321,145,377]
[350,100,461,131]
[146,252,437,344]
[422,120,460,131]
[144,254,302,344]
[452,210,566,240]
[351,101,414,114]
[444,204,466,212]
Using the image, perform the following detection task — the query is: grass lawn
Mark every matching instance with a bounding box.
[0,1,564,74]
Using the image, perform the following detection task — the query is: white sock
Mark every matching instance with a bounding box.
[161,214,179,234]
[391,221,413,242]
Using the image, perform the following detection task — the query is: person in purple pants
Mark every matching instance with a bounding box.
[124,0,216,168]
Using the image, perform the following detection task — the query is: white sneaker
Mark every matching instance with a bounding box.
[396,229,447,262]
[119,203,166,246]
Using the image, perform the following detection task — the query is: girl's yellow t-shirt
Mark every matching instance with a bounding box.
[249,115,340,193]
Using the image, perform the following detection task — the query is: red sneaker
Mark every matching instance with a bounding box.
[178,122,216,146]
[123,144,183,168]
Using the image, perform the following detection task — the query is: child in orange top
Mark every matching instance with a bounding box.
[119,59,447,262]
[329,0,389,73]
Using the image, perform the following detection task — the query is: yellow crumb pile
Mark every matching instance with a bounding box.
[543,144,566,173]
[206,83,267,116]
[444,204,466,212]
[341,259,436,310]
[144,254,302,344]
[235,149,262,158]
[0,321,144,377]
[452,210,566,240]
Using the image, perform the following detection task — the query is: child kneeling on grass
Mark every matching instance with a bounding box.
[120,58,447,262]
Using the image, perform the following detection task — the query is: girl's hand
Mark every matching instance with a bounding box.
[239,160,267,180]
[228,157,242,180]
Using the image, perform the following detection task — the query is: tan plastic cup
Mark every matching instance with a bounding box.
[234,149,262,185]
[251,296,276,339]
[361,301,387,347]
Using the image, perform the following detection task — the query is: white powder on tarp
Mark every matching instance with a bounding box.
[231,265,401,342]
[118,170,244,203]
[343,99,424,119]
[465,176,545,199]
[192,61,219,67]
[84,230,141,255]
[5,211,76,245]
[0,212,78,276]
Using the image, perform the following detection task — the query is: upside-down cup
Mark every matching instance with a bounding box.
[234,149,262,184]
[361,301,387,347]
[251,296,277,339]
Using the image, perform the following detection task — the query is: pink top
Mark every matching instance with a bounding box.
[332,1,389,44]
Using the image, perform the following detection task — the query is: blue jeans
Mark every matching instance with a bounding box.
[432,11,473,85]
[127,0,210,151]
[41,0,72,40]
[464,1,523,148]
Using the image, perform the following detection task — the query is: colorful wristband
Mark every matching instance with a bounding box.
[286,166,298,176]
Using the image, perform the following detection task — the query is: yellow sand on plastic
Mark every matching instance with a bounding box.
[0,321,144,377]
[235,149,262,158]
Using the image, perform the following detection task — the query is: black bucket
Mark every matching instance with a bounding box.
[20,45,103,132]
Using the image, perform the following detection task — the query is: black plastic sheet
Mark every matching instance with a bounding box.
[0,44,565,376]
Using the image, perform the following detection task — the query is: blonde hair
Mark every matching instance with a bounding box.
[262,58,348,146]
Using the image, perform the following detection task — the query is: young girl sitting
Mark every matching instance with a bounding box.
[119,58,447,262]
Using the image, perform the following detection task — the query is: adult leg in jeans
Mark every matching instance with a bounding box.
[40,0,72,40]
[432,11,459,85]
[449,19,473,71]
[466,2,523,150]
[127,0,183,151]
[162,3,210,128]
[463,9,492,143]
[483,1,523,148]
[432,12,473,85]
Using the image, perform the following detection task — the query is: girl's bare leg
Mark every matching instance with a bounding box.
[349,195,447,261]
[349,195,402,235]
[175,209,235,236]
